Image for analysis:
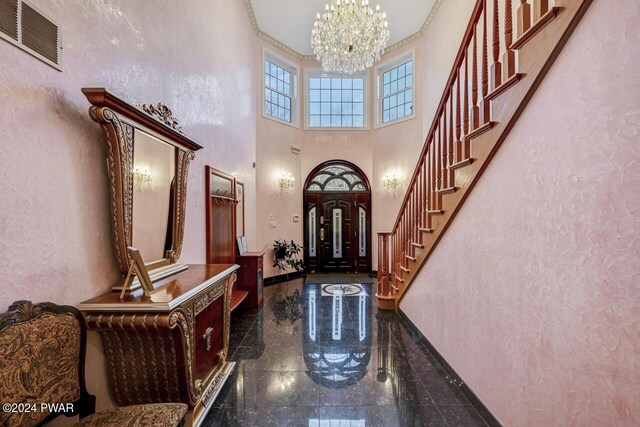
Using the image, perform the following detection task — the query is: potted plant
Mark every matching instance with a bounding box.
[272,239,304,282]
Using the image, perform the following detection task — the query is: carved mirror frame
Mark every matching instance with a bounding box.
[83,88,203,290]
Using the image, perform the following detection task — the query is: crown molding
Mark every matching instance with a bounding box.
[244,0,443,63]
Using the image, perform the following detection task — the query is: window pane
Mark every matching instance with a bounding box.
[353,115,364,127]
[265,102,271,115]
[406,74,413,88]
[284,110,291,122]
[390,68,397,81]
[398,91,405,105]
[398,77,406,91]
[398,63,406,77]
[277,67,284,80]
[383,110,390,122]
[406,61,413,74]
[390,108,397,120]
[384,83,390,96]
[390,95,397,108]
[285,97,291,109]
[307,75,366,128]
[383,97,389,110]
[406,88,413,103]
[284,71,291,84]
[390,80,398,94]
[405,103,413,116]
[277,80,284,93]
[383,71,390,84]
[284,83,290,96]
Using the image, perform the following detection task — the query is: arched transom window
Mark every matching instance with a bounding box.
[306,163,368,192]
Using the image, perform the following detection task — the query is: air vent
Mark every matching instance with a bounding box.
[0,0,62,71]
[0,0,18,41]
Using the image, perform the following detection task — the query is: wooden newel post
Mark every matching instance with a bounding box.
[377,232,394,310]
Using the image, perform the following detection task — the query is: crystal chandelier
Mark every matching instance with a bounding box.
[311,0,390,74]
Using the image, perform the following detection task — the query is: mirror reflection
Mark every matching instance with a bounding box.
[131,129,176,263]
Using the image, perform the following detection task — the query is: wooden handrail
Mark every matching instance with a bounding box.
[376,0,593,308]
[390,0,484,233]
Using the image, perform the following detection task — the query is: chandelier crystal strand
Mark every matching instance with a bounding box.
[311,0,390,74]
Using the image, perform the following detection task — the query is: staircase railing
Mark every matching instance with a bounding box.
[376,0,592,310]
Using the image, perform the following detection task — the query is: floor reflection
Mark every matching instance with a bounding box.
[203,279,487,426]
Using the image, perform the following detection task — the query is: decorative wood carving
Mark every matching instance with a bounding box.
[82,88,201,289]
[79,265,238,426]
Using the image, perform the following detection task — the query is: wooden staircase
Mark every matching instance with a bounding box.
[376,0,593,311]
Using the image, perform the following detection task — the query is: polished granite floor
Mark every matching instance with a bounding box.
[203,279,487,427]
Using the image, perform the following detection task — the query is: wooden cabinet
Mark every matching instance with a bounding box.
[78,264,238,427]
[236,252,265,309]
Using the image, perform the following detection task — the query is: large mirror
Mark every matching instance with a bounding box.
[83,88,203,291]
[131,130,176,263]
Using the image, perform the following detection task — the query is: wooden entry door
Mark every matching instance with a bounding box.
[304,161,371,273]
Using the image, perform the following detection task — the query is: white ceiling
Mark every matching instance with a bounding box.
[249,0,439,57]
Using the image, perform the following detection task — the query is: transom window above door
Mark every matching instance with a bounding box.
[305,71,369,130]
[306,163,369,192]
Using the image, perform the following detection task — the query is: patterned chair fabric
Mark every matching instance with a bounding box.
[0,301,187,427]
[74,403,188,427]
[0,302,87,427]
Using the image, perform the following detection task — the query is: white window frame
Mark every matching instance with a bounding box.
[263,50,299,128]
[304,69,370,131]
[375,50,415,128]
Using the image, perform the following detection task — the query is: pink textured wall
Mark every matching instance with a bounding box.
[0,0,258,420]
[401,1,640,425]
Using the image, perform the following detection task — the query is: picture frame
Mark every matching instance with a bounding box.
[120,247,155,299]
[236,236,248,256]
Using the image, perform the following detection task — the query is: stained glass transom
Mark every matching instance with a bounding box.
[306,163,368,192]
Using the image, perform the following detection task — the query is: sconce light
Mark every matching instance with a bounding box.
[278,172,295,195]
[133,167,152,187]
[382,172,399,194]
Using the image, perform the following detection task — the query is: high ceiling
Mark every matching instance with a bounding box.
[248,0,440,57]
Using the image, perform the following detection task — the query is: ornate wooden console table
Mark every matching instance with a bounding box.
[78,264,238,427]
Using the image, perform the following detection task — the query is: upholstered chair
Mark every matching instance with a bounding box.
[0,301,187,427]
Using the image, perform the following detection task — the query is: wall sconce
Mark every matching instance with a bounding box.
[133,167,152,188]
[278,172,295,195]
[382,172,399,194]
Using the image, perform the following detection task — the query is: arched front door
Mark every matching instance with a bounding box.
[304,160,371,273]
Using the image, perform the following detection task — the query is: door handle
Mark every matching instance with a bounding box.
[320,228,325,241]
[203,327,214,352]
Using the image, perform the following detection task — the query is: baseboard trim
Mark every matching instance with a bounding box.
[263,272,304,286]
[398,309,503,427]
